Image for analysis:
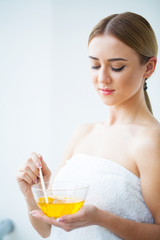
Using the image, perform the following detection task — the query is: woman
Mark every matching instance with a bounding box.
[16,12,160,239]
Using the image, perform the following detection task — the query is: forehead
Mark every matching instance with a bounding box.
[88,35,139,61]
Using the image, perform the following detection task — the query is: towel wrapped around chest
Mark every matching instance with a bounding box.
[51,154,153,240]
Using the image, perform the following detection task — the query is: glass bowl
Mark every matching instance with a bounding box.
[31,181,89,218]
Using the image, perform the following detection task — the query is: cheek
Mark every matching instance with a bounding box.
[117,71,143,96]
[112,72,130,89]
[119,76,131,88]
[90,71,97,84]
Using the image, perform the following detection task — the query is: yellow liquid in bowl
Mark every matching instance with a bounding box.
[38,197,84,218]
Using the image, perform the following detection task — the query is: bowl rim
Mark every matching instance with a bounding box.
[31,181,89,192]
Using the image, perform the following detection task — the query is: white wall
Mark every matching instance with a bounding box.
[0,0,159,240]
[0,0,53,239]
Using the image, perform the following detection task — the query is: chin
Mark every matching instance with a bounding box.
[101,100,116,106]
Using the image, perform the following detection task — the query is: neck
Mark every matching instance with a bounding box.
[107,90,152,126]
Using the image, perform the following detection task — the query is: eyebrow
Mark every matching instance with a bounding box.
[88,56,128,61]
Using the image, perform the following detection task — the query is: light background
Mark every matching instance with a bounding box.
[0,0,159,239]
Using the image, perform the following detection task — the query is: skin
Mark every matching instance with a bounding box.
[16,35,160,239]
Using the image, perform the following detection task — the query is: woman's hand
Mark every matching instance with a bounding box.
[16,152,51,200]
[30,205,99,232]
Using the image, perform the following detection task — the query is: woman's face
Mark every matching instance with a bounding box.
[88,34,146,107]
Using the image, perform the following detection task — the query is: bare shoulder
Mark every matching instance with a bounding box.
[133,122,160,223]
[73,122,95,138]
[135,122,160,149]
[133,121,160,172]
[53,123,96,179]
[61,122,96,162]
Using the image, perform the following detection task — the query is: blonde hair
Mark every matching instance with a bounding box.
[88,12,158,114]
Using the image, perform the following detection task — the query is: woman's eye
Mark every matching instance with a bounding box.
[111,66,125,72]
[91,65,100,69]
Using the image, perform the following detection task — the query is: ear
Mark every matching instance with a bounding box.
[143,56,157,79]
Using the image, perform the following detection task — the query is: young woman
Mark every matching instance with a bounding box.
[16,12,160,239]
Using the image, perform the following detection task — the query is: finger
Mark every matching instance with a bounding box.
[30,153,51,178]
[60,205,90,224]
[23,157,40,182]
[57,210,83,224]
[37,153,43,161]
[30,153,51,183]
[30,152,42,168]
[41,160,51,180]
[23,164,38,183]
[25,157,39,174]
[30,210,62,226]
[17,169,33,185]
[30,210,77,232]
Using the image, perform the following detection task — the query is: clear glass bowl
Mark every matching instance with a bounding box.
[31,181,89,218]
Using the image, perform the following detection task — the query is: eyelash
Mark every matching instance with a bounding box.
[112,66,125,72]
[91,66,125,72]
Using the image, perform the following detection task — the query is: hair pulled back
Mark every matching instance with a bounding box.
[88,12,158,113]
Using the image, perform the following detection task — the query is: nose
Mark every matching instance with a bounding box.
[98,67,112,84]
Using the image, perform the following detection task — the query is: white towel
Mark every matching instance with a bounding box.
[51,154,153,240]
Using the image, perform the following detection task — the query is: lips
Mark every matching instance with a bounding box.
[99,88,115,95]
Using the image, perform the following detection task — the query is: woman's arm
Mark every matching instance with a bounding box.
[17,124,93,238]
[96,209,160,240]
[16,153,52,238]
[27,197,51,238]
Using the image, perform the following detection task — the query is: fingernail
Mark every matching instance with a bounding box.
[32,155,37,161]
[36,162,42,168]
[34,178,38,184]
[38,153,44,162]
[29,211,37,217]
[56,217,65,222]
[38,153,42,158]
